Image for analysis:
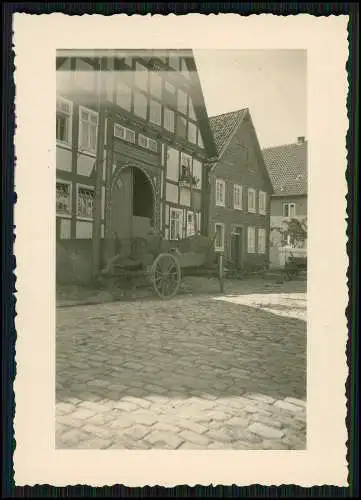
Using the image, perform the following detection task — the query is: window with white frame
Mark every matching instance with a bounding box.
[215,179,226,207]
[283,202,296,218]
[258,228,266,254]
[164,107,175,133]
[138,134,148,149]
[233,184,243,210]
[247,226,256,253]
[149,99,162,126]
[79,107,98,154]
[77,185,95,219]
[247,188,256,213]
[148,138,158,153]
[214,223,225,251]
[56,181,71,216]
[114,124,135,144]
[186,212,195,237]
[56,97,73,146]
[259,191,267,214]
[169,208,183,240]
[138,134,158,152]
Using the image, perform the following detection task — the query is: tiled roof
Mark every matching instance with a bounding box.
[262,140,308,196]
[209,109,249,157]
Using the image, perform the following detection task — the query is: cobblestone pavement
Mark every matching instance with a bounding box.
[56,282,307,450]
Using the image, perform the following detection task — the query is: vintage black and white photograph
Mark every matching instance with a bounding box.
[13,12,349,486]
[55,48,307,451]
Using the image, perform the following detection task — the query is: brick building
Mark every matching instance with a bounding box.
[208,109,273,270]
[56,49,217,284]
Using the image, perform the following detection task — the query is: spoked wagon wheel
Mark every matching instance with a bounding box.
[151,253,181,300]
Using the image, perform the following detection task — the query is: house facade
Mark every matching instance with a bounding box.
[56,49,217,284]
[208,109,273,270]
[262,137,308,251]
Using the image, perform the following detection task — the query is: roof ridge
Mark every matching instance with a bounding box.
[262,141,308,152]
[209,107,249,120]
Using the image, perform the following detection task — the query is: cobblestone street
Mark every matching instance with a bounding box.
[56,280,307,450]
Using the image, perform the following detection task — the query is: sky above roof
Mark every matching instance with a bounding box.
[194,49,307,149]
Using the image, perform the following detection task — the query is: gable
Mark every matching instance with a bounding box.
[56,49,218,159]
[263,141,308,196]
[216,112,274,194]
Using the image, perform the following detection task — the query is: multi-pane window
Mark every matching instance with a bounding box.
[258,228,266,254]
[114,124,135,144]
[148,138,158,153]
[170,208,183,240]
[283,203,296,217]
[164,107,175,133]
[247,188,256,213]
[149,71,162,98]
[56,97,73,145]
[177,115,187,138]
[149,99,162,126]
[188,122,197,144]
[134,62,148,91]
[79,107,98,154]
[56,182,71,216]
[133,91,148,119]
[247,227,256,253]
[215,179,226,207]
[138,134,148,149]
[166,147,179,181]
[259,191,267,214]
[214,223,225,251]
[138,134,158,153]
[233,184,243,210]
[186,212,195,237]
[197,131,204,149]
[77,186,95,219]
[177,90,188,114]
[116,81,131,110]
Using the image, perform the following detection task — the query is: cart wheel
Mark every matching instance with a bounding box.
[151,253,181,300]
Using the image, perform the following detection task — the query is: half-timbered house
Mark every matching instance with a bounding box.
[56,49,217,283]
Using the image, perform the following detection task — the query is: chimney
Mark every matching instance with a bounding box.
[297,136,305,145]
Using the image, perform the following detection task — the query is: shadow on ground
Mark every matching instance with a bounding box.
[56,298,306,405]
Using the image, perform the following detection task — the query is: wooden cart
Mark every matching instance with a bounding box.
[284,251,307,280]
[97,232,217,300]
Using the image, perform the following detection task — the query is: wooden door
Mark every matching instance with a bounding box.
[231,228,243,269]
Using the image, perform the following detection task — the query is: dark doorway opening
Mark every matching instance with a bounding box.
[133,168,153,223]
[231,227,243,269]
